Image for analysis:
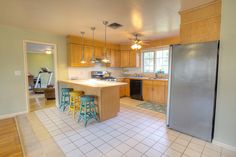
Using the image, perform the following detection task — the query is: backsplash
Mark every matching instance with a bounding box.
[68,66,168,80]
[68,64,123,80]
[122,68,169,79]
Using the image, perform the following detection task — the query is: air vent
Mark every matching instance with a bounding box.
[108,23,123,29]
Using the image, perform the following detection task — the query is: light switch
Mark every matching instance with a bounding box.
[14,70,21,76]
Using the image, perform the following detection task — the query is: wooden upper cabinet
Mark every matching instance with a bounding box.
[110,49,120,67]
[129,50,140,67]
[84,46,93,66]
[179,0,221,44]
[94,47,103,58]
[68,43,93,67]
[142,80,153,102]
[120,50,130,67]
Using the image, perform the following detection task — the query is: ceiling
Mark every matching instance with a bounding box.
[26,42,54,53]
[0,0,214,44]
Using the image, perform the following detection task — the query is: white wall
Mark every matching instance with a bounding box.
[0,25,67,116]
[214,0,236,148]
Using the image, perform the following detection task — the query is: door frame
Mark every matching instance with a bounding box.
[23,40,59,112]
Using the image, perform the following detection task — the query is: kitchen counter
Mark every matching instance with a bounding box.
[60,79,127,88]
[58,80,127,121]
[117,76,168,81]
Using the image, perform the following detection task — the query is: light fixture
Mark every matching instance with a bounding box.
[45,50,52,54]
[90,27,96,64]
[80,31,86,64]
[102,21,110,63]
[131,33,142,50]
[131,43,142,50]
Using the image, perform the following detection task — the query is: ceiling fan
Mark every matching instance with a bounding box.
[129,33,149,50]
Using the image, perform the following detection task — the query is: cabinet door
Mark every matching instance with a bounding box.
[110,49,121,67]
[68,43,81,67]
[68,44,93,67]
[119,79,126,97]
[142,80,153,101]
[124,78,130,96]
[84,46,93,66]
[152,80,165,104]
[120,51,130,67]
[129,50,139,67]
[94,47,103,58]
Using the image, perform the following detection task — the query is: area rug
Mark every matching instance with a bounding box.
[137,102,167,114]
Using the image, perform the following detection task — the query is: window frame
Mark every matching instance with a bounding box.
[141,46,170,74]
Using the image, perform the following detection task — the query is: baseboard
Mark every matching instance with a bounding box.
[212,140,236,152]
[0,111,27,120]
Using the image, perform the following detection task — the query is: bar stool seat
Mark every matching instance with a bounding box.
[60,88,73,111]
[68,91,84,119]
[78,95,98,127]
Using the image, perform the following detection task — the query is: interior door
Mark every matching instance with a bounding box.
[168,41,219,141]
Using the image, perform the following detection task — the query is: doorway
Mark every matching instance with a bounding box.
[23,41,58,112]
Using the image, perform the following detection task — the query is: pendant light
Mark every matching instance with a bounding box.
[90,27,96,63]
[102,21,110,63]
[80,31,86,64]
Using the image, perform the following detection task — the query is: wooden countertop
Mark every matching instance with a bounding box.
[59,79,127,88]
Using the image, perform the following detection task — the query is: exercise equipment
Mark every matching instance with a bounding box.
[33,67,53,93]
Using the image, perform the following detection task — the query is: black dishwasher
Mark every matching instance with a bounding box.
[130,79,143,100]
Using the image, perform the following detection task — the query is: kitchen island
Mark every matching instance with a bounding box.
[58,79,127,121]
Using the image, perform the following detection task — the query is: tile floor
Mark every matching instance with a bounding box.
[31,98,236,157]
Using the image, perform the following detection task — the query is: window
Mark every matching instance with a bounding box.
[142,47,169,73]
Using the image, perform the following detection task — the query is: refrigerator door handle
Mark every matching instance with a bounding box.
[166,45,173,127]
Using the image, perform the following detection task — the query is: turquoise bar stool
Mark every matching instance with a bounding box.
[78,95,98,127]
[60,88,73,111]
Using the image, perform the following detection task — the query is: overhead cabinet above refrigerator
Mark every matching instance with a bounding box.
[168,41,219,142]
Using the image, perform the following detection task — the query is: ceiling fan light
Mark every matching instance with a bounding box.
[131,43,142,50]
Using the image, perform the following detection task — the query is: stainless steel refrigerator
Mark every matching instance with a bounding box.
[167,41,219,142]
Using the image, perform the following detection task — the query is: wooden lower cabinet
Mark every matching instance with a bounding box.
[152,81,165,104]
[142,80,153,101]
[142,80,168,105]
[119,78,130,97]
